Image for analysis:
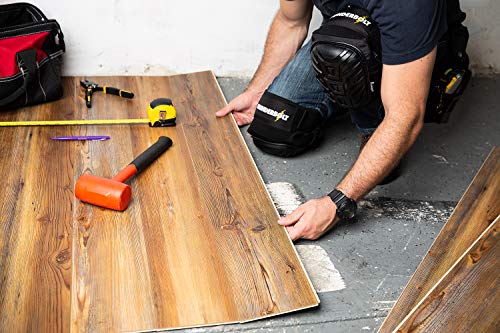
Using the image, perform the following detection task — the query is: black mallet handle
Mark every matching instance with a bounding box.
[112,136,173,184]
[131,136,173,173]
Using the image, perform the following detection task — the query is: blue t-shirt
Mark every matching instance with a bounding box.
[313,0,447,65]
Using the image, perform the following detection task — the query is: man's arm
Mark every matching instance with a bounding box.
[337,48,436,200]
[215,0,313,126]
[279,48,437,241]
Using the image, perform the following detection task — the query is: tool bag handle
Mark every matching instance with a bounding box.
[0,48,37,107]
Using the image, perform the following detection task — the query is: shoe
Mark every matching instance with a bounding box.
[360,134,401,185]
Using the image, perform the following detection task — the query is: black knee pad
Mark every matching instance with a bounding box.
[311,6,382,109]
[247,91,325,157]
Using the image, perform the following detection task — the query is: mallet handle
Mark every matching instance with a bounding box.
[112,136,173,183]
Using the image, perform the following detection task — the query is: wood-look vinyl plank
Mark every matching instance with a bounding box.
[0,79,78,332]
[379,147,500,332]
[172,72,319,314]
[0,72,319,332]
[394,216,499,332]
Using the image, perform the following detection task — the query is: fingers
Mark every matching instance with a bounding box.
[215,103,233,117]
[233,113,253,126]
[278,206,305,226]
[286,222,306,241]
[279,198,338,241]
[215,93,246,117]
[233,114,244,126]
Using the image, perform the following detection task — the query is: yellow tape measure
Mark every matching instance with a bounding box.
[0,119,150,127]
[0,98,176,127]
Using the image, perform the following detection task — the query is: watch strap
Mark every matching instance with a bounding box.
[328,189,345,205]
[328,188,357,219]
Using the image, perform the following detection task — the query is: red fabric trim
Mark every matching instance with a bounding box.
[0,31,49,77]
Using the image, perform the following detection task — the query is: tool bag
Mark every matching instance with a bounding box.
[425,0,471,123]
[0,3,65,111]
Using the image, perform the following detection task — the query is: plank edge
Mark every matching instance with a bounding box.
[390,214,499,333]
[133,302,319,332]
[378,146,499,332]
[207,70,320,305]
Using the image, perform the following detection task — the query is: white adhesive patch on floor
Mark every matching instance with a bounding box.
[266,182,303,216]
[266,182,345,293]
[296,245,346,293]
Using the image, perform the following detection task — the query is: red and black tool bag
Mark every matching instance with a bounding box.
[0,2,65,111]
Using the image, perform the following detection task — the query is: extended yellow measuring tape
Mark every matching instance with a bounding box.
[0,119,149,127]
[0,98,177,128]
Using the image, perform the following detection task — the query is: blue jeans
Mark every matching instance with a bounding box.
[267,40,384,135]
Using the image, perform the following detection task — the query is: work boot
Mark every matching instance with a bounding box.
[360,134,401,185]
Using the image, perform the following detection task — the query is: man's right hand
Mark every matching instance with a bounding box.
[216,0,312,127]
[215,89,263,126]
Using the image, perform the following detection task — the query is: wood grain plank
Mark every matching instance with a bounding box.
[71,76,161,332]
[0,79,79,332]
[171,72,318,316]
[0,74,318,332]
[394,216,499,332]
[379,147,500,332]
[68,72,318,332]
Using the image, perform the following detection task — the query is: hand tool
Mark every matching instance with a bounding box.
[80,79,134,108]
[445,71,464,95]
[51,135,110,141]
[75,136,173,211]
[0,98,176,127]
[149,98,176,126]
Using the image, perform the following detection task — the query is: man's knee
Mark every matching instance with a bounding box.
[247,90,325,157]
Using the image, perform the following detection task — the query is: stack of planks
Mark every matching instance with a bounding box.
[378,148,500,333]
[0,71,319,332]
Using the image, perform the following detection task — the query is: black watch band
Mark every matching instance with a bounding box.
[327,189,357,219]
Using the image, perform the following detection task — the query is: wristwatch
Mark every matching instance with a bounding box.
[327,189,357,219]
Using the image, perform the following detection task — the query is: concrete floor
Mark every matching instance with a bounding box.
[179,76,499,333]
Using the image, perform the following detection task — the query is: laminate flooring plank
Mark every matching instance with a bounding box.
[71,76,161,332]
[379,147,500,333]
[394,216,499,333]
[170,72,319,318]
[71,76,239,332]
[0,79,79,332]
[70,73,318,332]
[0,73,317,332]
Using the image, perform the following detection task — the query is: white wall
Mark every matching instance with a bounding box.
[13,0,500,77]
[462,0,500,75]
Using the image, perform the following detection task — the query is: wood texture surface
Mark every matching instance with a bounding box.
[394,216,499,332]
[379,147,500,333]
[0,72,318,332]
[0,79,79,332]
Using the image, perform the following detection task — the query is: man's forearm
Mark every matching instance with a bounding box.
[336,49,436,202]
[336,113,423,201]
[248,3,312,93]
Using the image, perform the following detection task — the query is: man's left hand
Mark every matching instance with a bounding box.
[278,196,339,241]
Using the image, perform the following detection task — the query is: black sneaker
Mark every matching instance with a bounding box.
[360,134,401,185]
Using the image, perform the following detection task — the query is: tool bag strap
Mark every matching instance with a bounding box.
[0,48,37,107]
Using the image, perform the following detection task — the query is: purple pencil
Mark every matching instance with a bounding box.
[51,135,110,141]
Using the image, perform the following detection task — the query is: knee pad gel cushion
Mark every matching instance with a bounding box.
[247,91,324,157]
[311,6,382,109]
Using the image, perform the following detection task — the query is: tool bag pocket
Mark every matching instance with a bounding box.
[0,3,65,111]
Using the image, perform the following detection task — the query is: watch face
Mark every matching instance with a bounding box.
[338,200,357,219]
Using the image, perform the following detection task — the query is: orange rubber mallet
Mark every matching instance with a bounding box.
[75,136,173,211]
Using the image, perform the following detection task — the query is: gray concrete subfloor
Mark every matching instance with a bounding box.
[178,77,499,333]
